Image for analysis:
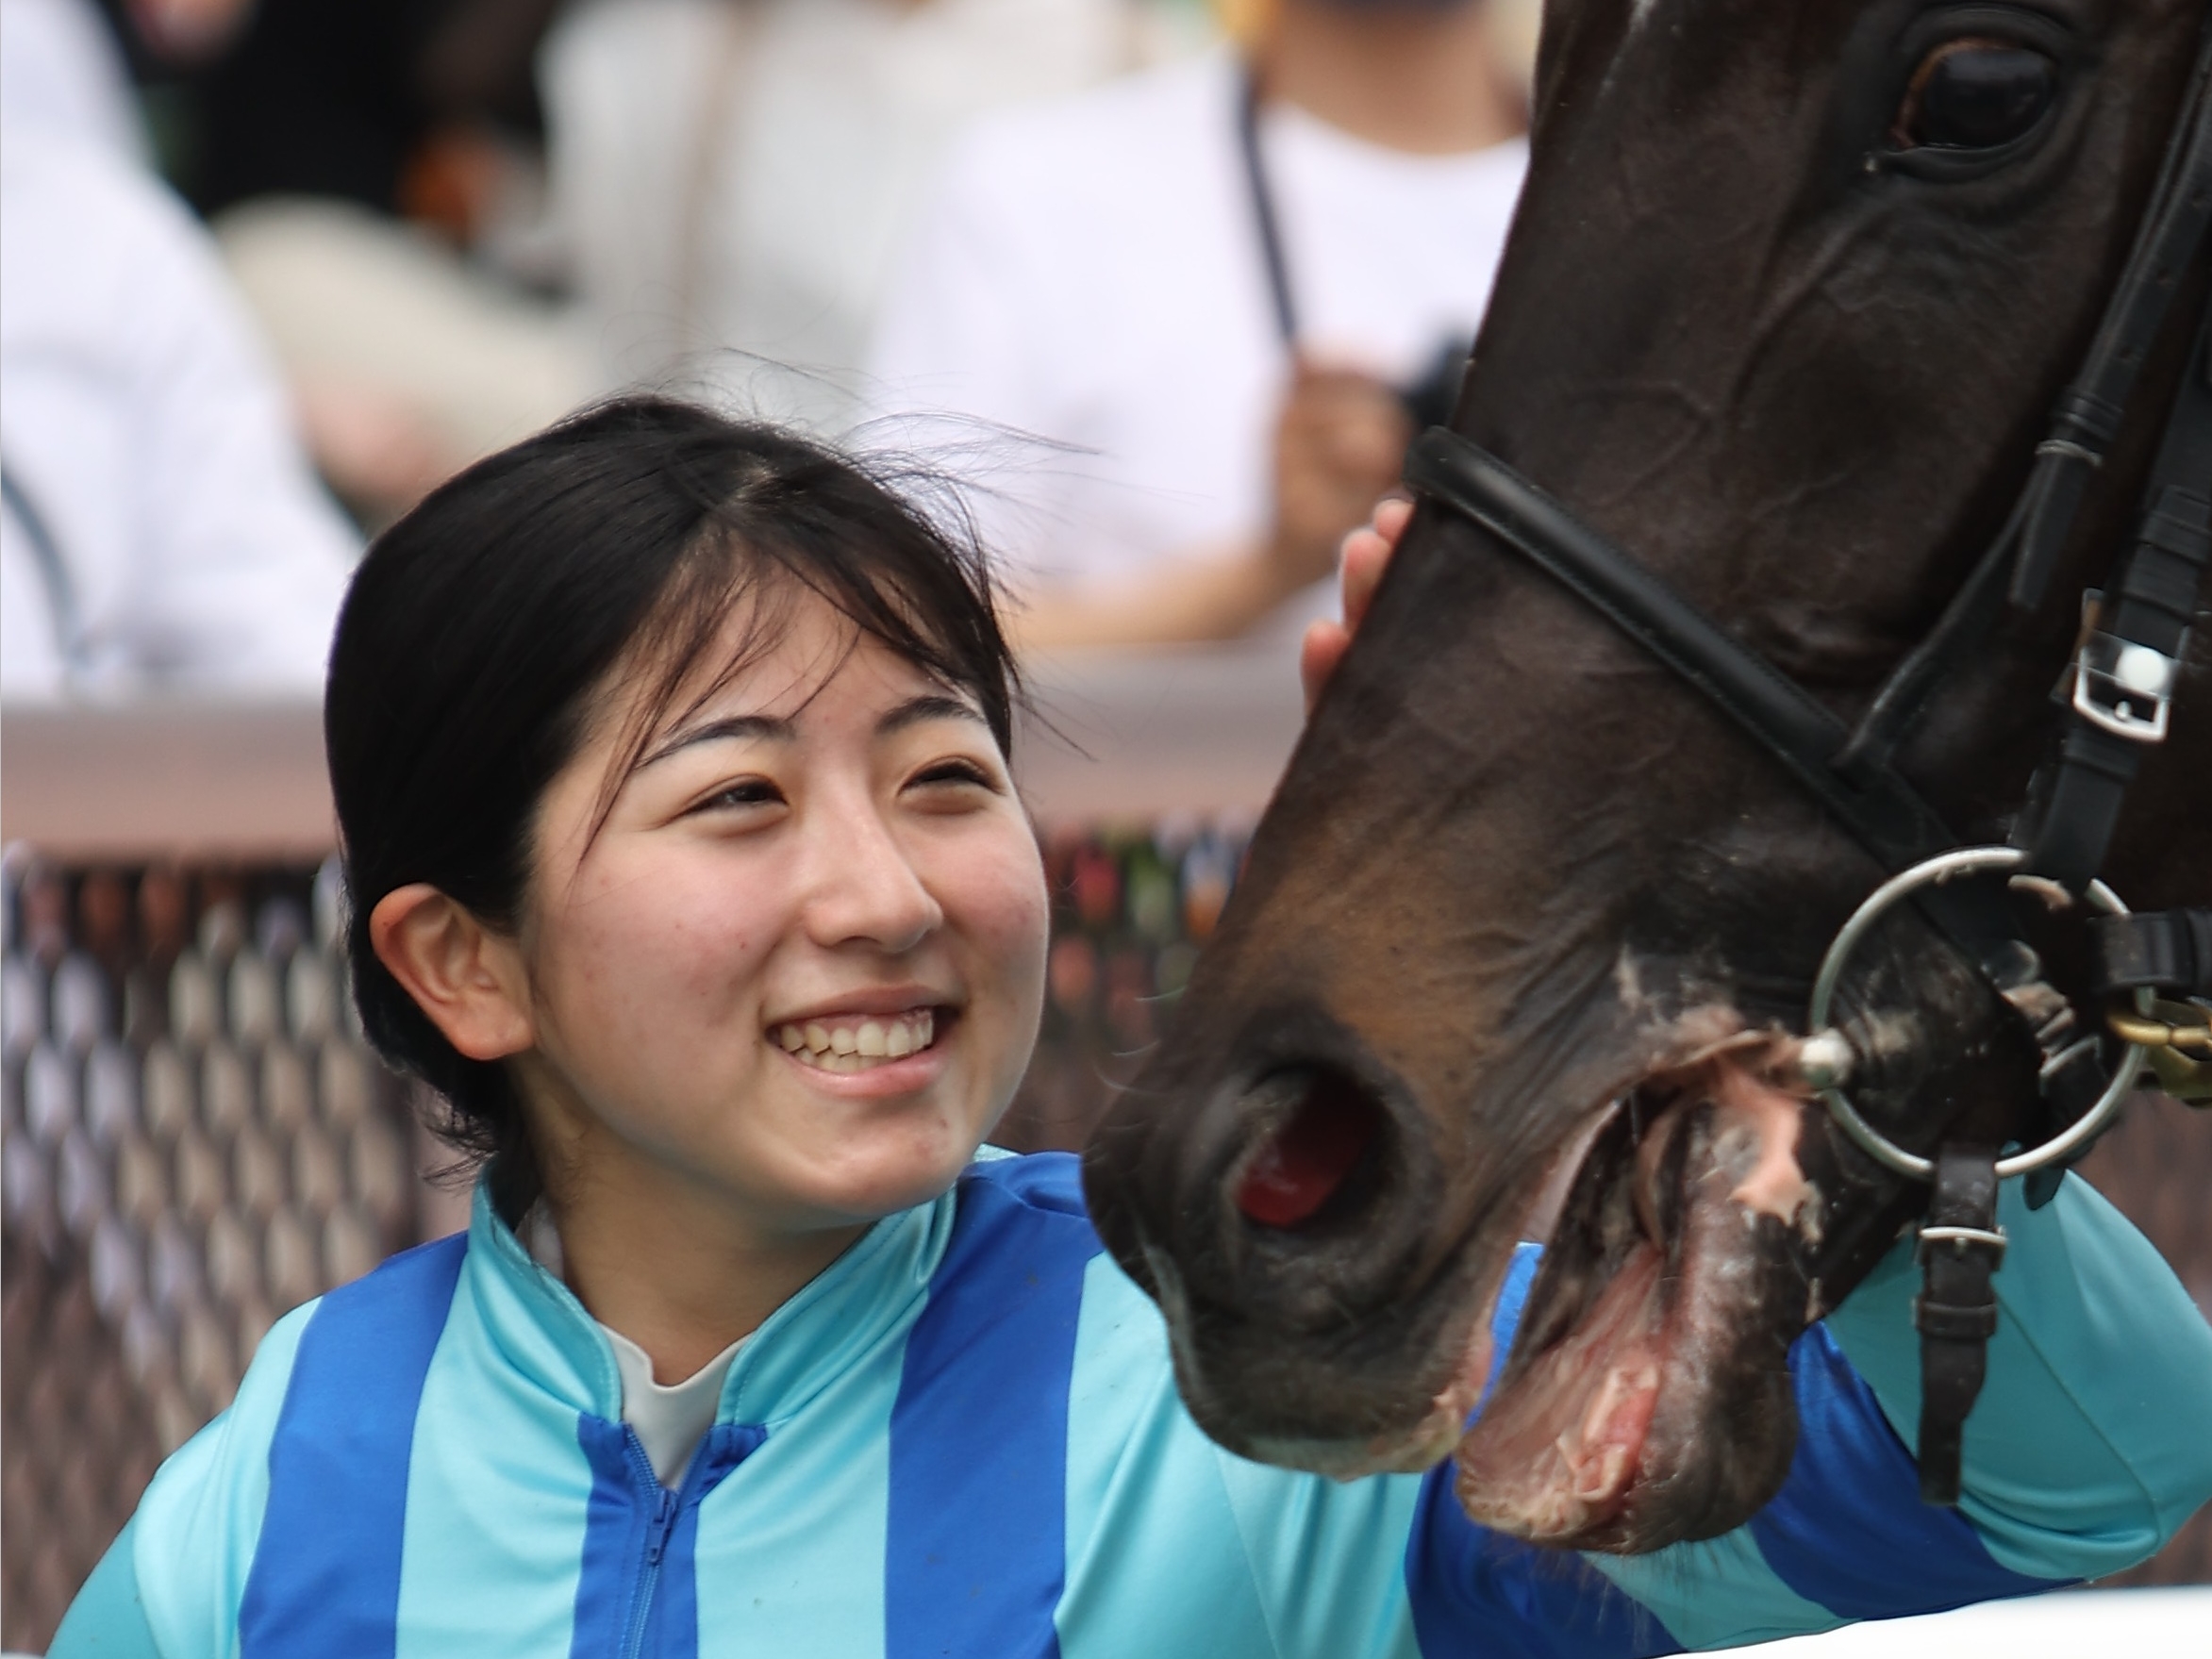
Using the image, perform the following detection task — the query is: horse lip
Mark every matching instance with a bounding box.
[1453,1110,1689,1545]
[1457,1046,1817,1551]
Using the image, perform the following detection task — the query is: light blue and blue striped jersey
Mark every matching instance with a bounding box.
[55,1151,2212,1657]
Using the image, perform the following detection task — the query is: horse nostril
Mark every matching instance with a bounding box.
[1234,1067,1384,1229]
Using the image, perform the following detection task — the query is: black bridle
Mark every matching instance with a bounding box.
[1403,32,2212,1505]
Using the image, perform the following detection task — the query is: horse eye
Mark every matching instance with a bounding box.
[1895,38,2057,151]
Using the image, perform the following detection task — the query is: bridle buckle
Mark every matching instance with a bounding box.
[1916,1223,2009,1266]
[2070,629,2178,742]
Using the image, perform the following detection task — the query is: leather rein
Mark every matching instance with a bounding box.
[1401,33,2212,1506]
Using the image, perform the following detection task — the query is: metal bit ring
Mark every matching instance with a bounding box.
[1805,845,2154,1182]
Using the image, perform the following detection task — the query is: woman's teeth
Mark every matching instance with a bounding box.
[773,1008,936,1072]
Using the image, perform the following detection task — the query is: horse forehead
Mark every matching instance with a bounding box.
[1609,0,1696,91]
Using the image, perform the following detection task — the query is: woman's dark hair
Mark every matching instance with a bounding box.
[325,397,1020,1218]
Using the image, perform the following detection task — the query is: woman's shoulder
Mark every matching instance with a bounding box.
[929,1149,1104,1307]
[122,1233,474,1648]
[923,1148,1176,1398]
[120,1288,322,1651]
[960,1143,1086,1207]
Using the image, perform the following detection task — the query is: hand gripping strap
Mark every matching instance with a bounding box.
[1914,1148,2004,1507]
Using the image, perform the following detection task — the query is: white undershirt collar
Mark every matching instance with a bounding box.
[522,1204,747,1489]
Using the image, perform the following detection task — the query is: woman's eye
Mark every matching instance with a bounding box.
[910,759,996,792]
[699,779,785,813]
[1895,39,2057,151]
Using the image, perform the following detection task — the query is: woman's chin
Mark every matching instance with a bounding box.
[763,1099,991,1223]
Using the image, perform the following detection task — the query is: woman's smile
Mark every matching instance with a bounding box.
[770,992,956,1088]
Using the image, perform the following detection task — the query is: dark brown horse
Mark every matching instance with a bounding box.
[1083,0,2211,1555]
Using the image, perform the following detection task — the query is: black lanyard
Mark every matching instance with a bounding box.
[1237,66,1303,350]
[1236,68,1476,432]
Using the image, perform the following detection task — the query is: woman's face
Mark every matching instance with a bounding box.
[511,589,1048,1234]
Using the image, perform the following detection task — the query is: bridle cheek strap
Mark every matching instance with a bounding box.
[1913,1149,2004,1507]
[2023,312,2212,893]
[2009,30,2212,613]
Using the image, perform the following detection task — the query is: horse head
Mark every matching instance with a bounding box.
[1083,0,2210,1554]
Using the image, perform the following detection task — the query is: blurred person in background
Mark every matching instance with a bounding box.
[867,0,1537,648]
[539,0,1202,433]
[117,0,1199,521]
[111,0,598,525]
[0,0,357,702]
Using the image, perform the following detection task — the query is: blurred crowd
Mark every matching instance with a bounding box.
[0,0,1536,703]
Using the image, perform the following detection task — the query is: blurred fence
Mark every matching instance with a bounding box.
[2,854,420,1647]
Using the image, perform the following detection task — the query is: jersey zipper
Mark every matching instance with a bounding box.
[621,1433,682,1659]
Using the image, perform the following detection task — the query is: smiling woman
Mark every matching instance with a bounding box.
[49,398,2212,1659]
[326,401,1034,1238]
[333,414,1049,1380]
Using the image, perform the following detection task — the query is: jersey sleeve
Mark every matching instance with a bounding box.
[1819,1170,2212,1578]
[1398,1248,1688,1659]
[46,1518,162,1659]
[51,1298,318,1658]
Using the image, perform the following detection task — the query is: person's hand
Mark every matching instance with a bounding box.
[1266,360,1414,599]
[128,0,253,61]
[293,379,461,523]
[1299,496,1411,714]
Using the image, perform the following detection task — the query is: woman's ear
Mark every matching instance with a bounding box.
[369,884,535,1061]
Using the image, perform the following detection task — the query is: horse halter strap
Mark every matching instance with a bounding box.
[1403,34,2212,1507]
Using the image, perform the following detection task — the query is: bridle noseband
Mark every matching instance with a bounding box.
[1403,28,2212,1505]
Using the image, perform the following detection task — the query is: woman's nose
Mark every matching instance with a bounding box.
[800,802,943,954]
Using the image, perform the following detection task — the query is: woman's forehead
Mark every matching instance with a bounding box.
[686,608,956,724]
[623,592,976,753]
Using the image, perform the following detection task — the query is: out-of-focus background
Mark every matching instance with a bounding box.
[0,0,2204,1649]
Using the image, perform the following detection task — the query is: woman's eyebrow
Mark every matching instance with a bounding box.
[640,713,795,767]
[877,693,988,737]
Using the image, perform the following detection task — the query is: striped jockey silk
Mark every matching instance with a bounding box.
[54,1153,2212,1657]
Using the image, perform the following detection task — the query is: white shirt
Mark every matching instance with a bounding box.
[541,0,1178,433]
[0,132,358,702]
[866,50,1527,610]
[0,0,143,164]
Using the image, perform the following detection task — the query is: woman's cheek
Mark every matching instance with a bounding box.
[962,820,1050,1041]
[553,841,775,1051]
